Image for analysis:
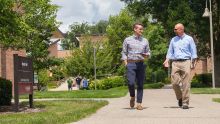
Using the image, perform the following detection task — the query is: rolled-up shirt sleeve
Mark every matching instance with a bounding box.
[121,39,128,60]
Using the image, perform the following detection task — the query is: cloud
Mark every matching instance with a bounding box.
[51,0,125,32]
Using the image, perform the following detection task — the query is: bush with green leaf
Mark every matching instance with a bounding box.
[89,76,125,90]
[163,77,171,84]
[38,69,50,91]
[191,73,212,88]
[0,77,12,106]
[65,40,113,79]
[148,69,167,83]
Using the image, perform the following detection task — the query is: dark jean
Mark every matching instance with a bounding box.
[126,62,146,103]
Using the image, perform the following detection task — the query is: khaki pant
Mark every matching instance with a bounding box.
[171,60,191,105]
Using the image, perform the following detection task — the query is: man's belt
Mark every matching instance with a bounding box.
[173,59,189,62]
[127,60,144,63]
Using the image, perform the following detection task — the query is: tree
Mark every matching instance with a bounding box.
[63,21,109,50]
[121,0,220,84]
[144,23,167,71]
[20,0,59,71]
[64,39,113,79]
[106,9,134,68]
[0,0,27,48]
[62,22,89,49]
[0,0,59,72]
[89,20,109,35]
[121,0,220,57]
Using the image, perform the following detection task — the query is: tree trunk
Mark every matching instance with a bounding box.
[213,0,220,86]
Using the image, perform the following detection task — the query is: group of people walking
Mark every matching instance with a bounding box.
[122,23,197,110]
[67,76,89,90]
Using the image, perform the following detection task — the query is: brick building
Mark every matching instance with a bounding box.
[192,57,212,75]
[0,47,26,93]
[76,34,108,48]
[48,29,71,58]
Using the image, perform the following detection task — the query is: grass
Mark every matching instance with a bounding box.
[20,83,164,99]
[143,82,164,89]
[191,88,220,94]
[0,100,108,124]
[47,82,58,89]
[213,98,220,103]
[20,86,128,99]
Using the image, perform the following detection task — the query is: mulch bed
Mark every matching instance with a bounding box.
[0,103,44,114]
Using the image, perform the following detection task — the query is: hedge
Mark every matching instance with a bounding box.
[89,76,126,90]
[191,73,212,88]
[0,77,12,106]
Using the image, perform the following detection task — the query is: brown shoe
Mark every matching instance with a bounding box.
[130,97,135,108]
[136,103,143,110]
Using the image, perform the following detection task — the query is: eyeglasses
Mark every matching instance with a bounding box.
[174,29,178,30]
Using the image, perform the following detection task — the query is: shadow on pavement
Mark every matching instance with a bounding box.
[122,107,149,110]
[163,106,194,109]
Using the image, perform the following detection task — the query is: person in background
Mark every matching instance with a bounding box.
[82,77,88,90]
[75,76,82,90]
[67,78,73,91]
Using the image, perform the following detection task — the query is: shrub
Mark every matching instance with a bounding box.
[191,73,212,88]
[50,67,64,81]
[149,69,167,83]
[116,65,126,76]
[155,69,167,82]
[163,77,171,84]
[145,67,153,82]
[89,76,125,90]
[144,82,164,89]
[0,77,12,106]
[38,69,50,91]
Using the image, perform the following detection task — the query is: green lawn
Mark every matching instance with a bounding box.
[191,88,220,94]
[47,82,58,89]
[213,98,220,103]
[20,86,128,99]
[20,83,164,99]
[0,100,108,124]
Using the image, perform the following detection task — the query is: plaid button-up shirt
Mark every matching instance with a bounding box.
[121,35,151,61]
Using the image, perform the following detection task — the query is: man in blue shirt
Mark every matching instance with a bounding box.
[82,77,88,90]
[163,23,197,109]
[122,23,151,110]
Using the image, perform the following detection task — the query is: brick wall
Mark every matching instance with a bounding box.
[215,56,220,87]
[48,43,58,57]
[190,58,212,79]
[0,48,26,95]
[57,50,71,58]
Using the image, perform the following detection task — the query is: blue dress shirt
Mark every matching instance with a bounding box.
[166,33,197,60]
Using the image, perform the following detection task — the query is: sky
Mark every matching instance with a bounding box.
[51,0,125,33]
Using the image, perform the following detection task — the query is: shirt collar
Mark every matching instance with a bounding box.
[133,35,142,40]
[178,33,186,39]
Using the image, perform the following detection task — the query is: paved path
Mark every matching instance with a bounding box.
[49,82,78,91]
[72,89,220,124]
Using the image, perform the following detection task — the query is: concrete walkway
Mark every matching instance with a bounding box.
[49,82,78,91]
[72,89,220,124]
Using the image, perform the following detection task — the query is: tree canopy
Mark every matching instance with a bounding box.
[62,20,109,49]
[0,0,59,72]
[64,40,113,79]
[121,0,220,57]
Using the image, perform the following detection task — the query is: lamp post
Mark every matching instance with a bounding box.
[93,47,97,90]
[203,0,215,88]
